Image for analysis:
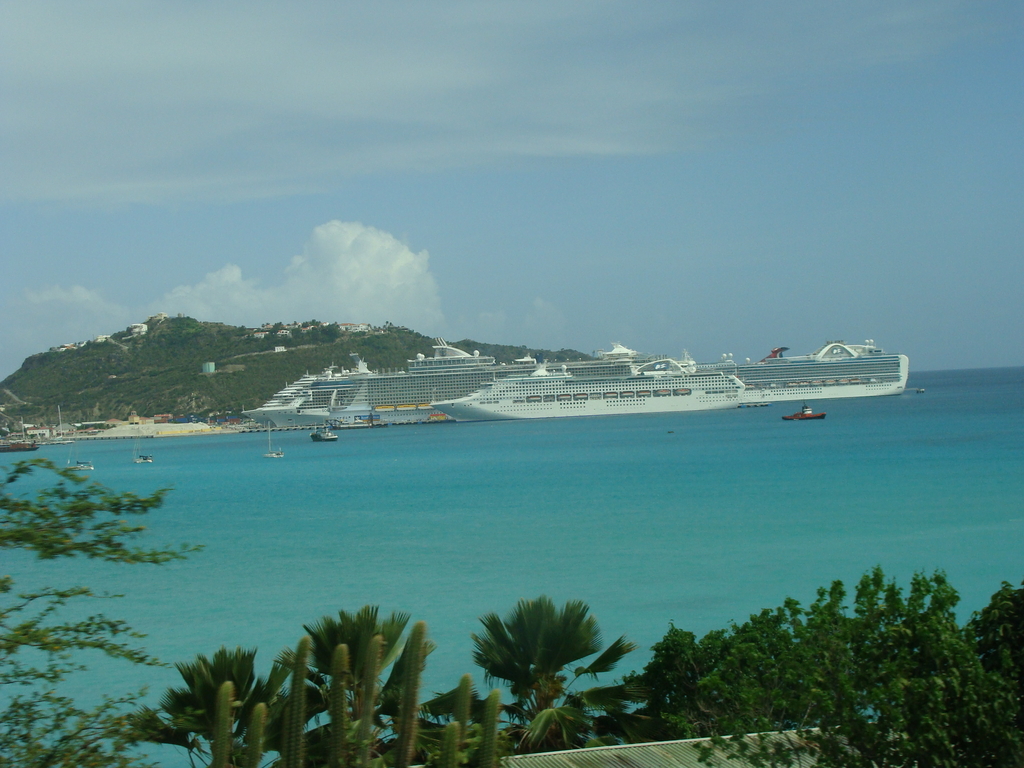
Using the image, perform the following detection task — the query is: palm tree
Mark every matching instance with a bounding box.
[131,646,289,762]
[297,606,434,764]
[471,596,648,753]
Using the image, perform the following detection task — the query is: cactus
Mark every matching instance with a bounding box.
[439,721,461,768]
[329,643,352,768]
[475,689,502,768]
[393,620,428,768]
[454,673,473,743]
[242,703,268,768]
[282,635,312,768]
[211,680,236,768]
[356,633,383,767]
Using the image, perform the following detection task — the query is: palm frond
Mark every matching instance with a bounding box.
[574,634,637,678]
[525,706,588,750]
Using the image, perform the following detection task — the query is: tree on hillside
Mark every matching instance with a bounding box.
[0,458,198,767]
[471,596,649,753]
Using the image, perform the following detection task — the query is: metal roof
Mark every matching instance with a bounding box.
[501,733,819,768]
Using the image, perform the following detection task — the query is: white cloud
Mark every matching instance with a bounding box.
[0,1,982,203]
[1,222,443,377]
[158,221,443,329]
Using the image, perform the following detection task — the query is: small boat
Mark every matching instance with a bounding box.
[310,427,338,442]
[65,441,92,469]
[0,441,39,453]
[132,434,154,463]
[782,404,826,421]
[263,424,284,458]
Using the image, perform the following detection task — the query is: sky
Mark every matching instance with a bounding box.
[1,1,1021,379]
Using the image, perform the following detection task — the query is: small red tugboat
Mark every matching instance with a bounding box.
[782,404,826,421]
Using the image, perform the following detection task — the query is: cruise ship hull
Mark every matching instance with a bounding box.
[738,377,906,403]
[435,390,741,421]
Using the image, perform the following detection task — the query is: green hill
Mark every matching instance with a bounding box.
[0,317,592,427]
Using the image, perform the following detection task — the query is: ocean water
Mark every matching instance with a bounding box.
[5,366,1023,757]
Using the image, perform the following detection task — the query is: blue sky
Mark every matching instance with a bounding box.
[1,1,1021,378]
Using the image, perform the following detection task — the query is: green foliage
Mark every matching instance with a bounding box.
[301,606,435,765]
[130,646,290,762]
[422,683,510,768]
[0,459,197,767]
[971,578,1024,732]
[136,607,443,767]
[632,567,1023,768]
[471,596,648,753]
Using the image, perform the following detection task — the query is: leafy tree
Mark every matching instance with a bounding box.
[471,596,648,753]
[627,599,816,742]
[806,569,1020,768]
[0,458,198,767]
[631,568,1022,768]
[971,578,1024,733]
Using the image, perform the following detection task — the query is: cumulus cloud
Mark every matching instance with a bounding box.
[158,221,443,329]
[1,222,443,377]
[0,1,983,203]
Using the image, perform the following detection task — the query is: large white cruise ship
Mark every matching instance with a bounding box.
[716,340,909,403]
[243,340,665,426]
[243,340,530,426]
[432,358,744,421]
[243,338,908,426]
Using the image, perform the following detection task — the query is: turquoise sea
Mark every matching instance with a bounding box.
[5,366,1024,760]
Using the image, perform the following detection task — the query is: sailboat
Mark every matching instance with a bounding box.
[66,441,93,471]
[49,405,75,445]
[263,423,284,458]
[132,431,154,463]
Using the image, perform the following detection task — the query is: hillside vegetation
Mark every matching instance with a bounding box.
[0,317,591,426]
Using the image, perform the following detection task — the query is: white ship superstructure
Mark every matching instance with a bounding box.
[243,365,361,426]
[244,340,535,426]
[719,340,908,403]
[432,358,744,421]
